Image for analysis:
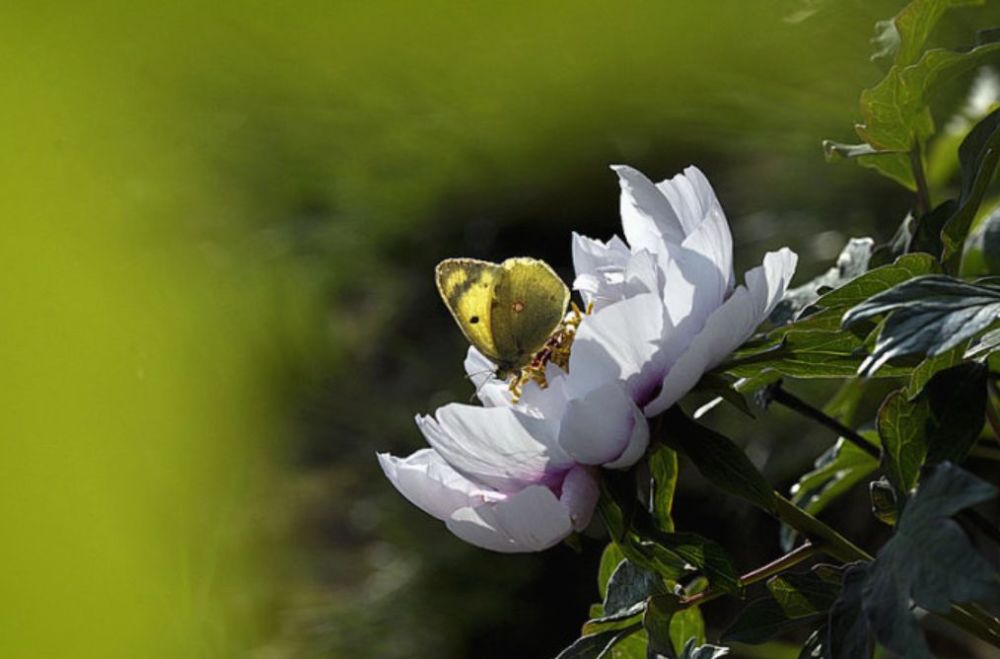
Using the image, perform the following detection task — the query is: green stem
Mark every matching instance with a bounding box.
[910,142,932,217]
[680,540,819,608]
[768,383,878,460]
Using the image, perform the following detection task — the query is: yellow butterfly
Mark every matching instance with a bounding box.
[435,257,570,379]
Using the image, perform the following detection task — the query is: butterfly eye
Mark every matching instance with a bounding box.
[469,316,480,324]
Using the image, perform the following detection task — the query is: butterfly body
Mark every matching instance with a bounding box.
[435,257,570,379]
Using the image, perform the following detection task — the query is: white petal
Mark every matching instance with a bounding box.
[463,347,512,407]
[645,248,798,415]
[613,165,686,252]
[378,449,503,521]
[558,381,647,467]
[445,485,574,552]
[568,293,670,406]
[559,466,600,531]
[572,232,631,309]
[418,403,573,493]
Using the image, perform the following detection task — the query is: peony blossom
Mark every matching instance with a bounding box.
[379,165,797,552]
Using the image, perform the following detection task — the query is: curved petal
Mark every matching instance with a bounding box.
[568,293,670,405]
[445,485,574,553]
[418,403,572,493]
[558,381,647,467]
[612,165,686,252]
[378,449,503,521]
[655,166,725,241]
[644,248,797,415]
[463,347,512,407]
[560,466,600,530]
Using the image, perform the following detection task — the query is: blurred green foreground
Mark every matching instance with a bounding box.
[1,1,994,657]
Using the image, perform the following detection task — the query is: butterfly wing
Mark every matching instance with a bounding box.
[491,258,570,369]
[435,258,503,363]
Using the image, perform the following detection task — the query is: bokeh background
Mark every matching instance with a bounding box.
[3,1,998,657]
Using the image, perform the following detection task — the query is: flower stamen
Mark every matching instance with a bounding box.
[509,302,592,400]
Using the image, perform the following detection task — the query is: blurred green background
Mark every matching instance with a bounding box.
[2,1,996,657]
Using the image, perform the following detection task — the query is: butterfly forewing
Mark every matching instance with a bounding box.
[435,258,503,363]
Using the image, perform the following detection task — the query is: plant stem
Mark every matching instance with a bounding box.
[910,142,932,217]
[680,540,819,608]
[985,380,1000,449]
[772,495,871,562]
[767,383,879,460]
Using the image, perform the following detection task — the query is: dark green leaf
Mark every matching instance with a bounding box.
[604,560,666,617]
[858,463,1000,658]
[869,478,898,525]
[649,443,679,532]
[780,434,879,551]
[555,629,627,659]
[797,627,825,659]
[724,254,937,389]
[721,597,823,645]
[878,362,986,493]
[942,107,1000,269]
[599,543,627,600]
[660,409,776,513]
[826,564,875,659]
[843,275,1000,373]
[963,206,1000,276]
[770,237,875,325]
[677,638,729,659]
[642,593,683,658]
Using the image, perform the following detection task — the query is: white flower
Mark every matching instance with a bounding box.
[380,165,797,552]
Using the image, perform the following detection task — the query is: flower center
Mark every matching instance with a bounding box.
[509,302,591,400]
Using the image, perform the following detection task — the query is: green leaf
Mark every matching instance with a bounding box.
[869,478,898,525]
[797,627,825,659]
[599,472,739,592]
[942,107,1000,269]
[857,40,1000,153]
[767,570,841,618]
[601,630,648,659]
[649,443,679,532]
[904,341,967,397]
[659,410,776,513]
[877,390,928,493]
[843,275,1000,374]
[780,434,879,551]
[822,141,915,189]
[668,608,706,658]
[870,0,986,68]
